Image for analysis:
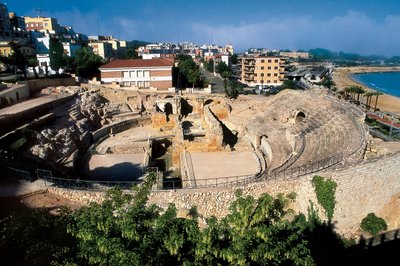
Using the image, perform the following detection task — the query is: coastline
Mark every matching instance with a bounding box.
[332,66,400,114]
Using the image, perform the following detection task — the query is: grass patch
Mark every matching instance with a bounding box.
[9,137,28,150]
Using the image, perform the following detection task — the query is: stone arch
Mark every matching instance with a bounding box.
[164,102,173,122]
[181,98,193,117]
[204,99,213,106]
[295,111,306,123]
[165,95,174,99]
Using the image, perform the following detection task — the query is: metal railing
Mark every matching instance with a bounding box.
[7,151,344,192]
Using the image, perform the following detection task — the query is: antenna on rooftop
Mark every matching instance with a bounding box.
[34,8,44,18]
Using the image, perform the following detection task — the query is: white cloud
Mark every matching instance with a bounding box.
[190,11,400,56]
[47,9,400,56]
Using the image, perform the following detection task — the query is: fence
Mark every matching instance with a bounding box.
[7,151,344,192]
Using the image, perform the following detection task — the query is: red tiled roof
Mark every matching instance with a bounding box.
[100,58,174,69]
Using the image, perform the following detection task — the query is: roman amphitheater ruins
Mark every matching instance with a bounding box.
[1,81,400,237]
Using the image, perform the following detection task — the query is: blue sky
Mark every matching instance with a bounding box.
[7,0,400,56]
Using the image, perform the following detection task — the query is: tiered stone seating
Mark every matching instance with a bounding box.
[288,107,364,169]
[266,132,293,170]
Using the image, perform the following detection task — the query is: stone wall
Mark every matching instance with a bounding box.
[26,77,77,93]
[47,152,400,237]
[204,106,224,146]
[92,116,151,142]
[0,84,30,103]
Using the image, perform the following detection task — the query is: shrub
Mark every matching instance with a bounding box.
[312,175,337,220]
[360,213,387,235]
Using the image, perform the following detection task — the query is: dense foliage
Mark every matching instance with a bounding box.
[176,55,202,89]
[71,47,104,79]
[2,173,398,265]
[360,213,388,236]
[312,175,337,220]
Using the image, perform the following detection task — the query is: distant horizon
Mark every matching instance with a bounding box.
[7,0,400,57]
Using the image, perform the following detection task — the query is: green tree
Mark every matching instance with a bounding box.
[49,37,67,74]
[373,91,383,112]
[72,47,103,79]
[196,191,314,265]
[215,61,231,75]
[0,208,77,266]
[281,80,297,90]
[322,76,336,90]
[8,41,28,79]
[203,59,214,72]
[231,54,238,65]
[364,91,375,110]
[178,56,200,89]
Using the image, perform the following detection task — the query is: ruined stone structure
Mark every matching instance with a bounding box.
[5,83,400,238]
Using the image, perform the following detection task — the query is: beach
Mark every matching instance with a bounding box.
[332,66,400,114]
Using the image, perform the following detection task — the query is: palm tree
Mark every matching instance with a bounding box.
[363,91,375,110]
[373,91,383,112]
[354,86,365,101]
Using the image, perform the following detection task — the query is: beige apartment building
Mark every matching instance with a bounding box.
[88,42,113,60]
[238,55,288,87]
[24,16,58,33]
[99,58,174,90]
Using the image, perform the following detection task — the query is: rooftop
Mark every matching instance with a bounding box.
[100,58,174,69]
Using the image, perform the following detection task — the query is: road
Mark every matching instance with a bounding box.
[199,67,225,94]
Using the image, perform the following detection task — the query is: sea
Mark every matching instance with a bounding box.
[351,72,400,98]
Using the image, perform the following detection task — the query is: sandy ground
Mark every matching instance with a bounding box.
[86,154,145,180]
[0,178,82,219]
[190,151,260,184]
[332,67,400,114]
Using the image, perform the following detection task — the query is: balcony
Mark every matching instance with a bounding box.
[244,74,254,81]
[244,67,254,73]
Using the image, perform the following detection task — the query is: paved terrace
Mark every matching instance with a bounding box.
[0,94,70,116]
[188,151,260,186]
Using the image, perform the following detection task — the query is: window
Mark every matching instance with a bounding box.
[274,73,278,77]
[123,71,130,78]
[275,59,279,63]
[123,81,130,87]
[274,66,278,70]
[137,70,143,78]
[130,81,136,87]
[144,81,150,87]
[267,80,271,83]
[130,71,136,77]
[267,73,271,77]
[144,70,150,77]
[254,73,257,77]
[261,59,265,63]
[261,66,264,70]
[268,66,271,70]
[274,80,278,83]
[138,81,144,87]
[268,59,271,63]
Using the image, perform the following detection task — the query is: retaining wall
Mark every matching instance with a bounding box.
[47,152,400,237]
[92,116,151,142]
[25,77,77,93]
